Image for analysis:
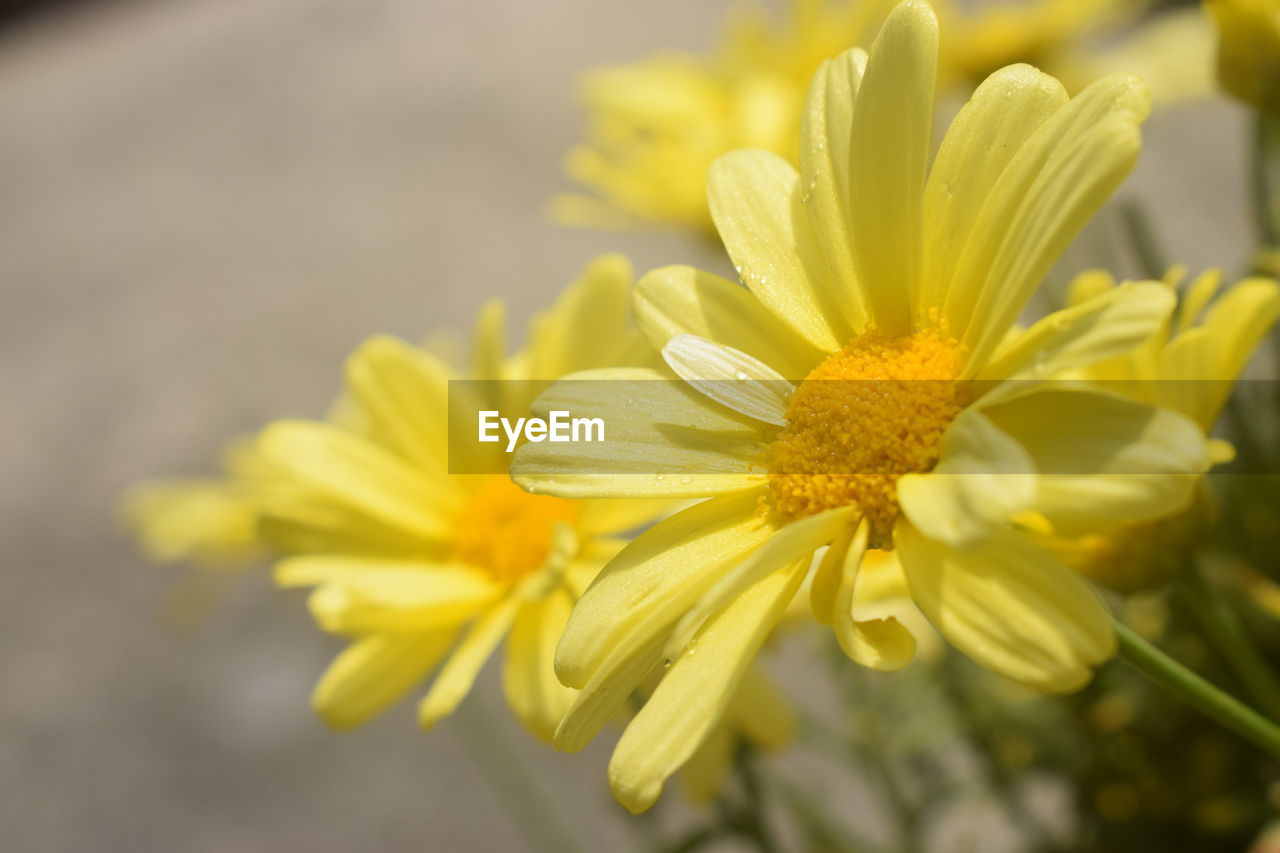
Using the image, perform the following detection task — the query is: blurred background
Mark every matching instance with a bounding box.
[0,0,1257,850]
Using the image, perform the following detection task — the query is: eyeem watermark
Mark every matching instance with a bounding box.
[478,410,605,453]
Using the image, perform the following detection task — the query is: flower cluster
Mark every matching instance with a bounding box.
[127,0,1280,848]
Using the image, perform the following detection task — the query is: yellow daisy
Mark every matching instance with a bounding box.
[514,0,1212,811]
[254,256,667,739]
[556,0,1210,235]
[1051,266,1280,592]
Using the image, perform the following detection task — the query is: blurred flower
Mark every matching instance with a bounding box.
[556,0,1211,234]
[1207,0,1280,114]
[1051,267,1280,592]
[251,255,668,740]
[515,0,1210,812]
[553,0,896,235]
[124,438,272,569]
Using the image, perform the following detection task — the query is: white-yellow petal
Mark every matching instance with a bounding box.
[662,334,793,426]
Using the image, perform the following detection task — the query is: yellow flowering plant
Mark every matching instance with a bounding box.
[117,0,1280,848]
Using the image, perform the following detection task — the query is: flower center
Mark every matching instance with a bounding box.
[767,328,966,543]
[452,476,579,583]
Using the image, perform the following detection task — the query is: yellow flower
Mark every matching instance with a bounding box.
[1207,0,1280,113]
[553,0,898,234]
[515,0,1211,812]
[940,0,1213,103]
[254,256,667,740]
[556,0,1210,234]
[123,438,274,569]
[1051,267,1280,592]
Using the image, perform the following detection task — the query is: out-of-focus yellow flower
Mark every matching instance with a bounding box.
[557,0,1211,234]
[554,0,899,235]
[516,1,1210,812]
[124,438,275,569]
[1051,267,1280,592]
[253,256,668,741]
[1207,0,1280,113]
[940,0,1213,102]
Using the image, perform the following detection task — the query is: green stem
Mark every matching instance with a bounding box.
[452,692,584,853]
[733,748,779,853]
[1119,200,1168,280]
[1251,112,1280,258]
[1177,560,1280,722]
[1113,620,1280,758]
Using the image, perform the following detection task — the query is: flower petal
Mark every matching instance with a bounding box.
[511,368,768,498]
[978,283,1175,383]
[607,560,806,813]
[503,589,578,743]
[922,64,1067,317]
[898,409,1036,547]
[848,0,937,334]
[312,632,456,730]
[634,265,824,379]
[662,334,793,426]
[664,506,855,658]
[707,150,845,352]
[554,490,772,689]
[897,523,1114,693]
[799,48,870,334]
[948,74,1151,371]
[833,519,916,670]
[418,598,521,729]
[258,420,457,541]
[983,387,1208,532]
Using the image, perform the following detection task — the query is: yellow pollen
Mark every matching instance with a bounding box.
[767,328,966,543]
[452,476,578,583]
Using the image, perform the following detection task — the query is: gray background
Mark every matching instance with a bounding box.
[0,0,1254,850]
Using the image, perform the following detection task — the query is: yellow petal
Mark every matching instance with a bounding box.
[554,631,667,753]
[922,64,1067,316]
[984,387,1208,533]
[511,368,768,498]
[949,74,1150,370]
[554,489,772,689]
[832,518,916,670]
[896,523,1114,693]
[303,570,500,636]
[848,0,937,334]
[469,299,507,380]
[799,48,870,335]
[418,598,521,729]
[258,420,456,541]
[664,506,855,659]
[634,265,824,379]
[503,589,577,743]
[312,632,456,730]
[607,561,806,813]
[526,254,637,380]
[977,282,1175,383]
[345,336,452,476]
[898,409,1036,547]
[707,150,845,352]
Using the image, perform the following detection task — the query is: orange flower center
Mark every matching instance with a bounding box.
[452,476,579,583]
[767,328,966,543]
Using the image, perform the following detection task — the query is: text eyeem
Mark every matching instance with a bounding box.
[478,410,605,453]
